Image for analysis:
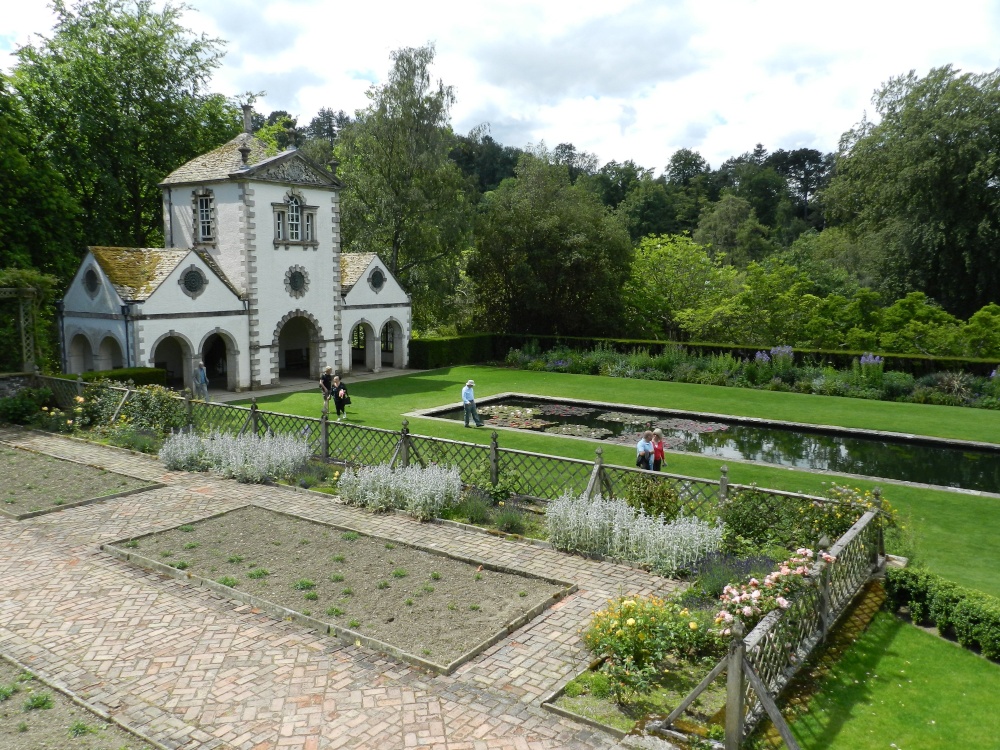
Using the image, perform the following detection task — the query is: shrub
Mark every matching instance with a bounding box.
[493,502,527,534]
[546,492,723,576]
[159,430,310,483]
[619,473,681,522]
[455,491,492,524]
[338,463,462,520]
[884,567,1000,659]
[583,595,722,702]
[0,387,51,425]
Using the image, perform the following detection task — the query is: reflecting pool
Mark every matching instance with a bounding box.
[430,395,1000,493]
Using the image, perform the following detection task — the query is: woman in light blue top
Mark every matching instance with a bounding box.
[461,379,483,427]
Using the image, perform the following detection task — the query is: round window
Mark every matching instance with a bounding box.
[370,268,385,291]
[84,269,100,295]
[289,270,306,292]
[183,270,204,293]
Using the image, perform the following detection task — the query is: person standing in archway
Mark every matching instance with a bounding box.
[193,360,210,401]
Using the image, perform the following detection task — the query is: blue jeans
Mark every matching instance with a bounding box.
[464,401,483,427]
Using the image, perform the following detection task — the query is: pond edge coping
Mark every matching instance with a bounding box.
[0,482,164,521]
[408,391,1000,452]
[0,651,173,750]
[101,504,578,677]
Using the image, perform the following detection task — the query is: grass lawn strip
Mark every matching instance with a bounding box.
[0,444,155,519]
[0,654,159,750]
[783,609,1000,749]
[238,367,1000,598]
[104,506,573,672]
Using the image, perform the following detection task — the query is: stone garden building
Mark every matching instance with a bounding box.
[58,112,411,392]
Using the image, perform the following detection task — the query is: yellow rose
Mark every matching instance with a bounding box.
[689,622,698,630]
[626,618,636,626]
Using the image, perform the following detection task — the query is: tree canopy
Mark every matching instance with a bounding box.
[9,0,241,250]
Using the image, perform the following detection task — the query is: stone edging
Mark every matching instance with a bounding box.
[0,652,173,750]
[0,483,165,521]
[102,506,577,676]
[539,656,628,740]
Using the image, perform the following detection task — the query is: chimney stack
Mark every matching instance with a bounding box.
[241,104,253,134]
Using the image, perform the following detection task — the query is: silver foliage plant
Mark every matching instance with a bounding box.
[159,430,311,483]
[546,492,724,575]
[338,463,462,521]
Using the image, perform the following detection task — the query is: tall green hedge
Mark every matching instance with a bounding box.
[885,567,1000,660]
[54,367,167,386]
[408,333,998,376]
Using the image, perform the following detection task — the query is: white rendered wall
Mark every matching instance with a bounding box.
[61,253,129,373]
[340,258,411,374]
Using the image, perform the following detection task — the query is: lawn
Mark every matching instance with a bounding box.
[788,611,1000,749]
[238,366,1000,596]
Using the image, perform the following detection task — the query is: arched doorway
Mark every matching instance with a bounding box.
[278,315,318,380]
[350,321,379,371]
[97,336,124,371]
[380,320,405,368]
[68,333,94,374]
[201,331,239,391]
[151,334,190,389]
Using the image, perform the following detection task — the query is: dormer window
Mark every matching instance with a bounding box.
[273,192,318,246]
[192,189,215,245]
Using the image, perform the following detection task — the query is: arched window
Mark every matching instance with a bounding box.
[287,196,301,241]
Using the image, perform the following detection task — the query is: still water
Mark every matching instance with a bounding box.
[432,396,1000,493]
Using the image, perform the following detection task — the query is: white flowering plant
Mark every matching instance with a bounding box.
[159,430,310,483]
[337,463,462,521]
[546,492,723,576]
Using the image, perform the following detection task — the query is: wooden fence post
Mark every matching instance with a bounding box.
[184,392,193,426]
[725,620,745,750]
[585,448,604,500]
[489,431,499,486]
[872,487,886,559]
[250,398,259,436]
[320,413,330,461]
[75,375,84,398]
[400,419,410,468]
[719,464,729,502]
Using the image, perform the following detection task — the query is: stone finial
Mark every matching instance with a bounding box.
[238,145,251,165]
[328,158,340,176]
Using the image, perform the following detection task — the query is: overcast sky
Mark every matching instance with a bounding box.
[4,0,1000,173]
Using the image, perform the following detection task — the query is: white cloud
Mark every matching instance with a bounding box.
[4,0,1000,173]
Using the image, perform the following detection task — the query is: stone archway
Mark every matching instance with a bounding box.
[68,333,94,374]
[150,332,194,390]
[273,312,322,381]
[380,319,405,369]
[350,320,379,372]
[96,336,124,371]
[199,329,240,391]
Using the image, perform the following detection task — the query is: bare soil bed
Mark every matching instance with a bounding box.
[110,506,569,667]
[0,656,156,749]
[0,444,151,517]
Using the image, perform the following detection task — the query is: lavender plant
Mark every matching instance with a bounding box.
[159,429,209,471]
[338,463,462,520]
[546,492,724,575]
[160,430,310,483]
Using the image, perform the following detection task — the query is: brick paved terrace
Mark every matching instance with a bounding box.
[0,428,682,750]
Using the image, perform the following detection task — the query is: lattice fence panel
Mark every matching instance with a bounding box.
[602,465,724,520]
[190,401,251,435]
[37,375,81,409]
[255,410,324,454]
[498,449,593,500]
[327,423,399,466]
[827,511,879,615]
[407,436,492,480]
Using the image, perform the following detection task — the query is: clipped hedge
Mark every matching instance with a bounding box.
[884,567,1000,660]
[407,333,998,376]
[54,367,167,386]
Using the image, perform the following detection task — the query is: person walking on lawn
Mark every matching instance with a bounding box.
[651,428,665,471]
[319,366,334,415]
[462,379,483,427]
[636,430,654,470]
[332,375,350,421]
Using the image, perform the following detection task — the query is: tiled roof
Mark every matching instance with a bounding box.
[89,247,190,301]
[341,252,377,291]
[159,133,270,185]
[194,250,245,299]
